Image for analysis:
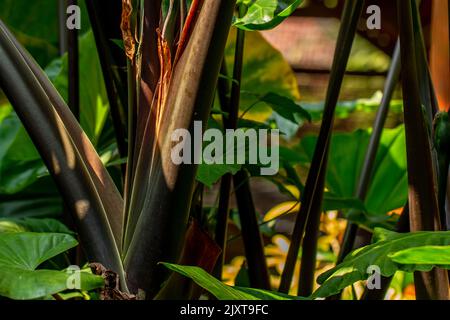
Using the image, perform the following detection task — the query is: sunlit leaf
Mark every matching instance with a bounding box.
[222,29,300,122]
[313,228,450,299]
[389,246,450,265]
[296,126,407,221]
[161,263,306,300]
[234,0,302,31]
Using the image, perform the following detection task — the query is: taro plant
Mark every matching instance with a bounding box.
[0,0,449,301]
[0,0,308,300]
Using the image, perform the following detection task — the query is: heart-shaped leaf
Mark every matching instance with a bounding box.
[0,232,104,299]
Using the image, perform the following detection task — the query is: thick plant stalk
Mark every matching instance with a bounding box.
[278,0,364,294]
[0,21,126,287]
[397,0,449,300]
[124,0,236,298]
[0,20,125,251]
[122,0,162,253]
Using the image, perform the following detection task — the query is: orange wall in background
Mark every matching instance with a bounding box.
[430,0,450,111]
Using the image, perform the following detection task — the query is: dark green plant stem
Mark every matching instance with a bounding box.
[124,0,236,298]
[58,0,68,55]
[233,171,271,289]
[213,61,233,280]
[213,173,232,279]
[397,0,449,300]
[278,0,364,294]
[226,5,270,290]
[0,21,126,289]
[335,40,401,266]
[67,0,79,120]
[297,162,326,296]
[123,58,138,248]
[85,0,128,170]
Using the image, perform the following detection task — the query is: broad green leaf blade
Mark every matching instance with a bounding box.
[197,163,241,187]
[0,105,45,194]
[221,30,300,122]
[389,246,450,265]
[0,233,77,269]
[0,267,104,300]
[46,30,109,146]
[312,228,450,299]
[260,92,311,123]
[161,263,305,300]
[323,196,366,212]
[296,126,407,222]
[0,0,90,66]
[0,176,62,219]
[234,0,302,31]
[0,218,73,235]
[0,232,104,299]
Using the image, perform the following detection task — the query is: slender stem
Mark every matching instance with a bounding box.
[336,40,401,266]
[213,60,233,280]
[213,173,232,279]
[85,0,128,173]
[297,162,326,296]
[58,0,68,55]
[225,5,270,290]
[67,0,79,120]
[233,171,271,289]
[278,0,364,294]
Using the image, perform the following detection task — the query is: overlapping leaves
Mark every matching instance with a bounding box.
[313,228,450,299]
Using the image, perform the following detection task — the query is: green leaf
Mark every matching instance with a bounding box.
[0,232,104,299]
[0,105,46,194]
[323,196,366,212]
[197,163,241,187]
[260,92,311,123]
[0,177,62,218]
[0,218,73,235]
[161,263,306,300]
[296,126,407,221]
[221,29,300,122]
[313,228,450,299]
[46,30,109,145]
[389,246,450,265]
[234,0,302,31]
[0,30,110,195]
[0,0,90,66]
